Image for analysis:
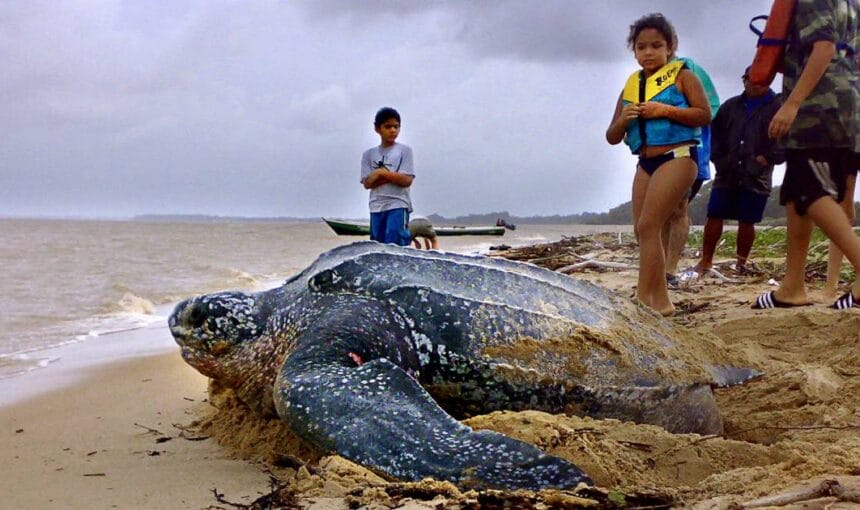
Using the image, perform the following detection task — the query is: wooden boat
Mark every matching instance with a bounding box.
[322,218,371,236]
[322,218,505,237]
[434,224,506,237]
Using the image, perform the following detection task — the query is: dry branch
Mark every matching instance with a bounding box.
[558,260,638,273]
[740,479,842,508]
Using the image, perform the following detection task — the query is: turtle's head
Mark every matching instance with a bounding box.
[168,291,269,381]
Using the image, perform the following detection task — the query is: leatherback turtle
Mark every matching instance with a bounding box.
[169,241,757,490]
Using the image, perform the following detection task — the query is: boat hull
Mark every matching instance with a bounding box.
[322,218,505,237]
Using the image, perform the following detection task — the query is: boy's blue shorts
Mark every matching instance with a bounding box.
[707,187,768,224]
[370,208,411,246]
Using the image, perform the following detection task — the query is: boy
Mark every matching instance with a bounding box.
[360,107,415,246]
[753,0,860,309]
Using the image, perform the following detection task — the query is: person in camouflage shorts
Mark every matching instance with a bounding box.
[752,0,860,310]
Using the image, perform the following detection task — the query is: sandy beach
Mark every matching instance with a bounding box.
[2,235,859,509]
[0,347,273,509]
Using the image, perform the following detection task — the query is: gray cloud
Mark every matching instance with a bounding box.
[0,0,775,219]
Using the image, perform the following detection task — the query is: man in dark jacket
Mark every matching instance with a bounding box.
[689,67,784,275]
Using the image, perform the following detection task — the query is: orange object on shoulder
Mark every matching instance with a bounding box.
[748,0,796,86]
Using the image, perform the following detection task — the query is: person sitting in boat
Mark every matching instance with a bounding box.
[409,215,439,250]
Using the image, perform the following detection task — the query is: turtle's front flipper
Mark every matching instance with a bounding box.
[274,357,592,490]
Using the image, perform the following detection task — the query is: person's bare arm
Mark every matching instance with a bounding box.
[363,169,414,189]
[606,92,641,145]
[768,40,836,139]
[638,69,711,127]
[362,169,384,189]
[383,171,413,187]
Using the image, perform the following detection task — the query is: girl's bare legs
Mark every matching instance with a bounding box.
[823,174,857,299]
[636,158,696,315]
[631,168,650,243]
[631,168,651,306]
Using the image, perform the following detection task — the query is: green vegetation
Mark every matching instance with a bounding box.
[687,226,856,282]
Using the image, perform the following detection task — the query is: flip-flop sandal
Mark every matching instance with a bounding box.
[666,273,680,290]
[751,291,810,309]
[678,269,700,282]
[830,291,860,310]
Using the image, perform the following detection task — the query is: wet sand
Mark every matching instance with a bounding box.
[0,351,271,509]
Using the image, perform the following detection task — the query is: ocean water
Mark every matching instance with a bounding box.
[0,218,610,381]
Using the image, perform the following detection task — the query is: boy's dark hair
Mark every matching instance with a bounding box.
[627,13,677,51]
[374,107,401,128]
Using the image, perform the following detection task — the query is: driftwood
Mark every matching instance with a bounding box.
[558,260,638,273]
[737,479,859,508]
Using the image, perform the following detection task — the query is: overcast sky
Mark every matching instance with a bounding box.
[0,0,778,219]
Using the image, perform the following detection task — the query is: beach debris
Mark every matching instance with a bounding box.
[173,421,210,441]
[133,422,165,436]
[179,432,208,441]
[737,478,860,508]
[211,475,299,510]
[133,422,175,444]
[673,301,710,317]
[490,231,852,288]
[489,232,639,273]
[207,476,677,510]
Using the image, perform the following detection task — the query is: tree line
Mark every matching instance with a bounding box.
[429,183,860,227]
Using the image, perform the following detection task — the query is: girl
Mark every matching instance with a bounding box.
[606,13,711,316]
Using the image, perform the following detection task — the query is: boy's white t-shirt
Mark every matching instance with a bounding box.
[360,143,415,213]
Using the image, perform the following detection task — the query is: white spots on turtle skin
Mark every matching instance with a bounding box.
[412,333,434,367]
[435,343,450,366]
[417,288,430,303]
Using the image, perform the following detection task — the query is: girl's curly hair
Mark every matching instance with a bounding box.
[627,13,678,52]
